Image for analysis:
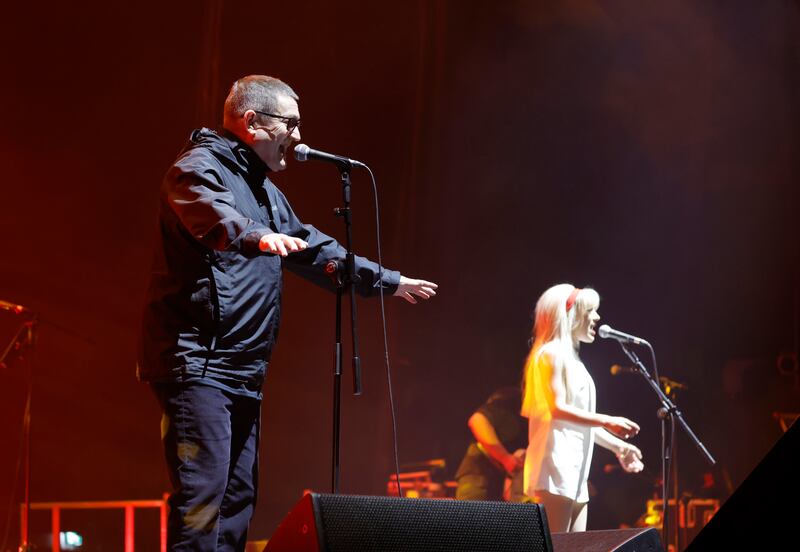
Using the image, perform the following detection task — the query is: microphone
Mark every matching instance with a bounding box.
[294,144,366,170]
[0,300,32,315]
[610,364,638,376]
[660,376,688,390]
[598,324,650,346]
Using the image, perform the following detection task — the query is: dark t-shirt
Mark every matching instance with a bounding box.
[455,386,526,480]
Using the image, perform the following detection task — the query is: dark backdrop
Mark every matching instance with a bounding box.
[1,0,798,547]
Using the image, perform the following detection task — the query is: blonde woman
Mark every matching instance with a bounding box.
[522,284,644,533]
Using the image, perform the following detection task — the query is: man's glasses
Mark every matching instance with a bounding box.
[253,110,301,133]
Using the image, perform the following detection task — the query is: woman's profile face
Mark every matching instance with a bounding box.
[573,302,601,344]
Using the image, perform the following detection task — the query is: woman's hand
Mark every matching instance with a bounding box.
[602,415,640,440]
[617,444,644,473]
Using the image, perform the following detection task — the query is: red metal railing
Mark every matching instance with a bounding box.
[20,495,169,552]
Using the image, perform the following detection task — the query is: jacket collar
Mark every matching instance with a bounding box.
[188,127,269,177]
[220,129,269,175]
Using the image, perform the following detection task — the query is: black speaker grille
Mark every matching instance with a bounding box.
[314,494,551,552]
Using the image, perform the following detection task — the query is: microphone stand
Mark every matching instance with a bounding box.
[1,314,38,552]
[616,342,715,551]
[329,163,362,494]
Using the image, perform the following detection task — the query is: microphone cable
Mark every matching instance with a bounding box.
[363,164,403,497]
[646,342,659,384]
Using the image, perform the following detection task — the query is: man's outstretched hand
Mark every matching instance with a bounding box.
[394,276,438,304]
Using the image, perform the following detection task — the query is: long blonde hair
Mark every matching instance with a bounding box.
[521,284,599,416]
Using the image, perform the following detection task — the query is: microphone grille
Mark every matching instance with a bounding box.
[294,143,310,161]
[598,324,612,338]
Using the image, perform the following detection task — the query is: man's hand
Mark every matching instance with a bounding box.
[617,444,644,473]
[394,276,438,304]
[259,233,308,256]
[501,450,525,477]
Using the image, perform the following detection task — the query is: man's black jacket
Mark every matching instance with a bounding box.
[138,128,399,395]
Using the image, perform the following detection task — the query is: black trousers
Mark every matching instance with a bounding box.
[153,382,261,551]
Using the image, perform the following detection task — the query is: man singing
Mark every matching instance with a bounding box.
[138,75,437,550]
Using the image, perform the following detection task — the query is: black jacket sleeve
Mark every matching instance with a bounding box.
[163,159,272,254]
[272,187,401,297]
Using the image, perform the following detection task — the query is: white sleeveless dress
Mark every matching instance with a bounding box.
[522,348,597,503]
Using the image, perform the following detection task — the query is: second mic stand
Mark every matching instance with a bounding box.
[1,314,38,552]
[617,343,715,551]
[329,164,362,494]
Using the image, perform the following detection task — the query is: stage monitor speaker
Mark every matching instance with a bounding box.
[550,527,663,552]
[265,493,553,552]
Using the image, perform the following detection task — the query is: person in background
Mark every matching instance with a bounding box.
[455,386,527,502]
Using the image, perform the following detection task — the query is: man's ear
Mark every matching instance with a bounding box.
[241,110,263,140]
[243,110,256,129]
[242,109,258,132]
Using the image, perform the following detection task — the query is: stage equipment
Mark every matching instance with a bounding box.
[295,144,405,498]
[297,147,367,494]
[1,300,37,551]
[265,493,552,552]
[385,458,457,498]
[604,325,715,551]
[294,143,366,170]
[610,363,638,375]
[19,496,168,552]
[550,527,663,552]
[637,498,719,546]
[0,299,34,316]
[598,324,650,346]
